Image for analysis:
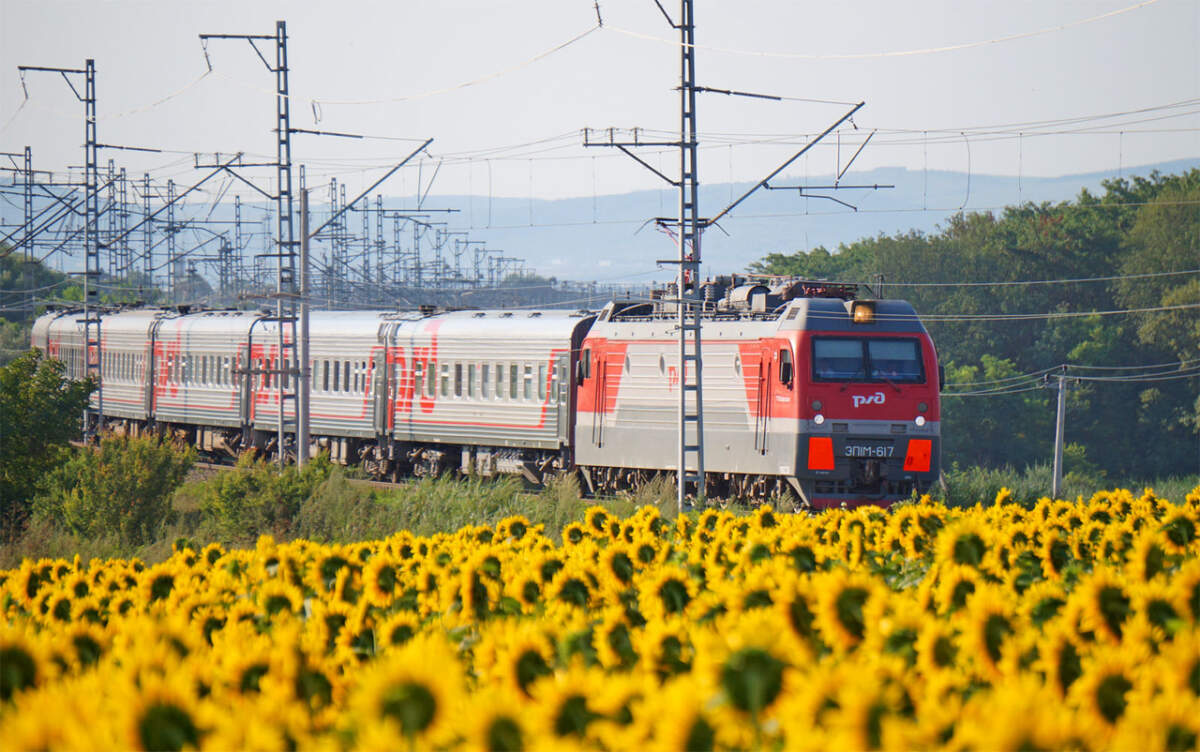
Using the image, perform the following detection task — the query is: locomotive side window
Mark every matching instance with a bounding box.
[779,348,793,386]
[580,349,591,380]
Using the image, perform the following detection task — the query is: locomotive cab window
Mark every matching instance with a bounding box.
[778,348,793,387]
[812,337,924,383]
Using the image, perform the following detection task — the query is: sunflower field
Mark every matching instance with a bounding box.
[2,486,1199,751]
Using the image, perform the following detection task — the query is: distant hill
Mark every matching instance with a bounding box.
[418,157,1200,281]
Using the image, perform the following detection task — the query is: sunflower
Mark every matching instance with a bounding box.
[349,633,463,747]
[1126,528,1169,584]
[813,569,882,651]
[948,674,1083,752]
[1158,507,1199,556]
[593,606,639,671]
[643,675,722,752]
[958,583,1021,679]
[361,553,401,608]
[932,563,982,616]
[1037,528,1074,581]
[1072,567,1133,644]
[125,671,211,752]
[476,619,558,698]
[461,686,533,752]
[1068,648,1143,732]
[256,579,305,620]
[914,618,959,679]
[636,565,698,623]
[634,616,693,682]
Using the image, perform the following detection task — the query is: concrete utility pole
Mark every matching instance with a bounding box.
[1051,370,1067,499]
[298,178,311,467]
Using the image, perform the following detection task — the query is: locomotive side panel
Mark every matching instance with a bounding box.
[575,319,801,478]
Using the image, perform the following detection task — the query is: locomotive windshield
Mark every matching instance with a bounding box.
[812,337,924,383]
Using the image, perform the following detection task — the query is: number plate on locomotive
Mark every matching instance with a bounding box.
[843,442,894,458]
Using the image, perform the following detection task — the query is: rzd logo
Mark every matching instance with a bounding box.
[852,391,886,408]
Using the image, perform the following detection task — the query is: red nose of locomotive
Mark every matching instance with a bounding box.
[789,298,941,509]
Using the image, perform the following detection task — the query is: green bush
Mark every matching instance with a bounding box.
[194,452,333,539]
[32,434,195,545]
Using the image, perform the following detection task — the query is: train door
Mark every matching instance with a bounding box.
[372,351,388,438]
[554,354,570,445]
[146,318,164,418]
[591,351,621,448]
[755,345,773,454]
[238,344,253,428]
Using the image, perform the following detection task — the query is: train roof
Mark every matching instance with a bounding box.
[779,298,927,334]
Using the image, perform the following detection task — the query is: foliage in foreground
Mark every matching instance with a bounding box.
[0,349,94,540]
[1,486,1198,750]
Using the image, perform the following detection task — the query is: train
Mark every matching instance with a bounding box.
[32,276,942,508]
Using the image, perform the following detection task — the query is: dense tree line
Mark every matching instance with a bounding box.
[749,170,1199,479]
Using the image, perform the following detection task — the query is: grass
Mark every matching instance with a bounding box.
[1,461,1194,568]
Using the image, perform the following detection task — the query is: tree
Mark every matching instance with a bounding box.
[0,349,95,539]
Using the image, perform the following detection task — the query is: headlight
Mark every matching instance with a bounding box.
[851,300,876,324]
[814,414,825,425]
[914,415,926,427]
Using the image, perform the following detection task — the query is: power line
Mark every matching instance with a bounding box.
[603,0,1162,61]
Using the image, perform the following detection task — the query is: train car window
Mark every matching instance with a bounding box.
[440,363,450,397]
[495,363,504,398]
[509,364,519,400]
[362,362,368,393]
[467,363,476,398]
[332,360,340,392]
[427,361,436,397]
[867,339,923,382]
[538,364,547,401]
[779,348,793,386]
[523,364,533,400]
[321,361,328,392]
[414,362,423,396]
[454,363,462,397]
[343,361,351,393]
[481,362,489,397]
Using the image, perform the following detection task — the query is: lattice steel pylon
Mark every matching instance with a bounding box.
[583,0,706,510]
[199,20,300,466]
[675,0,706,510]
[16,59,103,437]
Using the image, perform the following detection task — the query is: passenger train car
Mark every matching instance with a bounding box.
[32,277,941,508]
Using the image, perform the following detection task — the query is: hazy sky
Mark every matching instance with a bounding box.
[2,0,1198,201]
